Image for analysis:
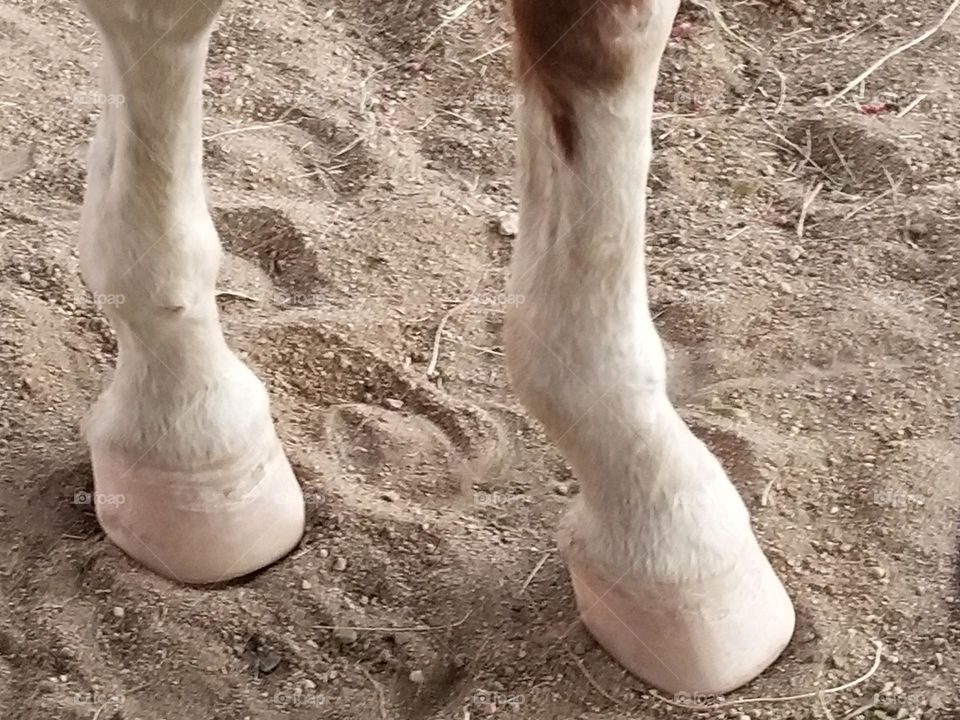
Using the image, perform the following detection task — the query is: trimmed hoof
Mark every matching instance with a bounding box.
[91,438,305,584]
[567,537,795,695]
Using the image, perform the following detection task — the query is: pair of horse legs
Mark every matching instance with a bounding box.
[77,0,795,694]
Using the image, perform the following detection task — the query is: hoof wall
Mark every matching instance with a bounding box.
[91,439,305,584]
[568,539,795,694]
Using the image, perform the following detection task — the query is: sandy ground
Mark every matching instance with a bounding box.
[1,0,959,718]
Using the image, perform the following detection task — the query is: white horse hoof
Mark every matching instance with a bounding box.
[91,438,305,584]
[567,536,795,694]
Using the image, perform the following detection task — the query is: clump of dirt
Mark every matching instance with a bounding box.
[215,206,329,299]
[787,116,914,192]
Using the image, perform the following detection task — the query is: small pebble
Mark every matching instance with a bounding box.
[112,606,125,619]
[384,397,404,410]
[333,557,348,572]
[333,628,358,644]
[409,669,425,684]
[301,579,312,590]
[497,212,519,237]
[258,652,281,674]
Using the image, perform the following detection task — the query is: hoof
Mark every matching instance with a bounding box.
[91,438,305,584]
[567,536,795,694]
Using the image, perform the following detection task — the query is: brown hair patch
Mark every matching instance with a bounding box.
[511,0,650,159]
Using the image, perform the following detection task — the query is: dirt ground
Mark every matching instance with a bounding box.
[1,0,958,718]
